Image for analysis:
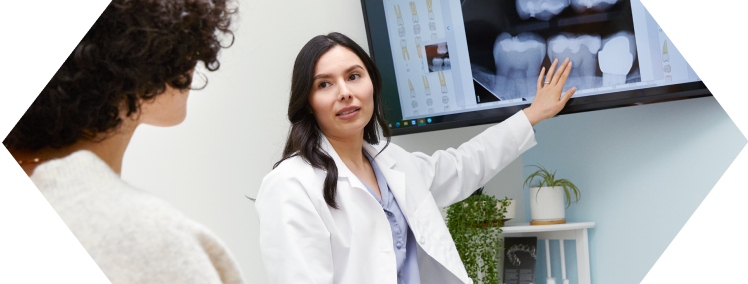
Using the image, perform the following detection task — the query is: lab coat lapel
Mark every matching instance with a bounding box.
[319,135,368,192]
[363,143,408,217]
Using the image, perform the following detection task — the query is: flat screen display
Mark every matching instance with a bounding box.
[361,0,710,135]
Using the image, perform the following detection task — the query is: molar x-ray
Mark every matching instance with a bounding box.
[437,43,447,54]
[516,0,570,21]
[493,32,546,101]
[426,0,434,20]
[426,43,451,72]
[547,33,602,91]
[598,31,636,86]
[433,58,444,71]
[570,0,619,13]
[409,2,419,23]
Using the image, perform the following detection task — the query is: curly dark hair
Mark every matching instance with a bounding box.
[3,0,237,151]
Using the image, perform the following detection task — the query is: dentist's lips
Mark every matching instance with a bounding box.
[336,106,361,120]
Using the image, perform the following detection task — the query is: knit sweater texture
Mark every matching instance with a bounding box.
[31,150,245,284]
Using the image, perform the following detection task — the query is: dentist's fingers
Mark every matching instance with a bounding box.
[556,61,573,88]
[551,58,570,86]
[537,66,546,90]
[545,58,559,86]
[561,87,577,104]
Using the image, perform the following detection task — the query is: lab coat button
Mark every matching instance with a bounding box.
[396,241,402,248]
[419,236,426,244]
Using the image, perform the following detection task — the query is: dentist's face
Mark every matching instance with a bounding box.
[309,46,375,140]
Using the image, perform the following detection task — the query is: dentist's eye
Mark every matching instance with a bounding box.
[349,74,361,81]
[318,82,331,89]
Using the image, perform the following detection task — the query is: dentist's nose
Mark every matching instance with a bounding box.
[338,83,353,101]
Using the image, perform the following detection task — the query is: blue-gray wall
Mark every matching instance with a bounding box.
[521,96,745,284]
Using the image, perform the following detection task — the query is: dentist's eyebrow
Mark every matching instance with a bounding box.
[313,65,365,80]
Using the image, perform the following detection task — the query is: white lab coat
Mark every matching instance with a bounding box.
[255,111,536,284]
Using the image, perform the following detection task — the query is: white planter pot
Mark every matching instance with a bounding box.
[529,186,566,225]
[503,199,516,220]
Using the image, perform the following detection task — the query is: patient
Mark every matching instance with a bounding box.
[3,0,244,283]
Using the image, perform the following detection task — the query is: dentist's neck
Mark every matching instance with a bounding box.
[325,130,367,169]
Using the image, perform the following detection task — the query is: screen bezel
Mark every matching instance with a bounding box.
[360,0,711,136]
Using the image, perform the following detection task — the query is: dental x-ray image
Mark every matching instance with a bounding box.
[462,0,640,103]
[571,0,620,13]
[426,42,451,72]
[546,33,602,91]
[493,32,547,101]
[516,0,570,21]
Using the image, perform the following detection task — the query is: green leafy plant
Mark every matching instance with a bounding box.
[524,164,581,208]
[446,193,511,284]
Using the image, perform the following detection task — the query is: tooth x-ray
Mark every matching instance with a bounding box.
[547,33,602,91]
[516,0,570,21]
[426,42,451,73]
[464,0,640,103]
[493,32,547,101]
[571,0,620,13]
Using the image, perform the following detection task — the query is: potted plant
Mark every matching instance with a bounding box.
[440,188,515,222]
[524,165,581,225]
[445,191,512,284]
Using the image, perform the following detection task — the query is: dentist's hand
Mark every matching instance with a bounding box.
[523,58,576,126]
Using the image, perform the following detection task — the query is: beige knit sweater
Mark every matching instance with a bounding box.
[31,150,245,284]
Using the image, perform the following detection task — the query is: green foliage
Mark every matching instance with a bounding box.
[446,194,511,284]
[524,164,581,208]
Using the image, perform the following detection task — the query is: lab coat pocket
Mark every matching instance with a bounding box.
[413,192,453,247]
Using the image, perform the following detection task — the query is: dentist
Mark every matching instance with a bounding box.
[255,32,575,284]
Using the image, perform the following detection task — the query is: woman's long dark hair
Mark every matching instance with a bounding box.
[274,32,391,209]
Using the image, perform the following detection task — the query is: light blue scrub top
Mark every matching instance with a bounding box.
[357,150,421,284]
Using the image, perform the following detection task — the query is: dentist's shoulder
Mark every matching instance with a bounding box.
[255,154,323,208]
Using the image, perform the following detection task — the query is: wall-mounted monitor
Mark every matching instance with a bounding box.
[361,0,710,135]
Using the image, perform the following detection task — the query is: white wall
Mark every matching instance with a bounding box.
[122,0,369,282]
[121,0,525,282]
[391,126,526,225]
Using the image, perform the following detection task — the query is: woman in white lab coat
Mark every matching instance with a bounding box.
[255,32,576,284]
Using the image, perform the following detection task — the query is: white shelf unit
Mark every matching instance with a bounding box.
[502,222,595,284]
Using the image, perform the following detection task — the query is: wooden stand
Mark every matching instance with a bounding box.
[530,219,566,225]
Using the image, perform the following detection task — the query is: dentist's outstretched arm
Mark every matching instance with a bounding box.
[409,58,576,207]
[524,57,577,126]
